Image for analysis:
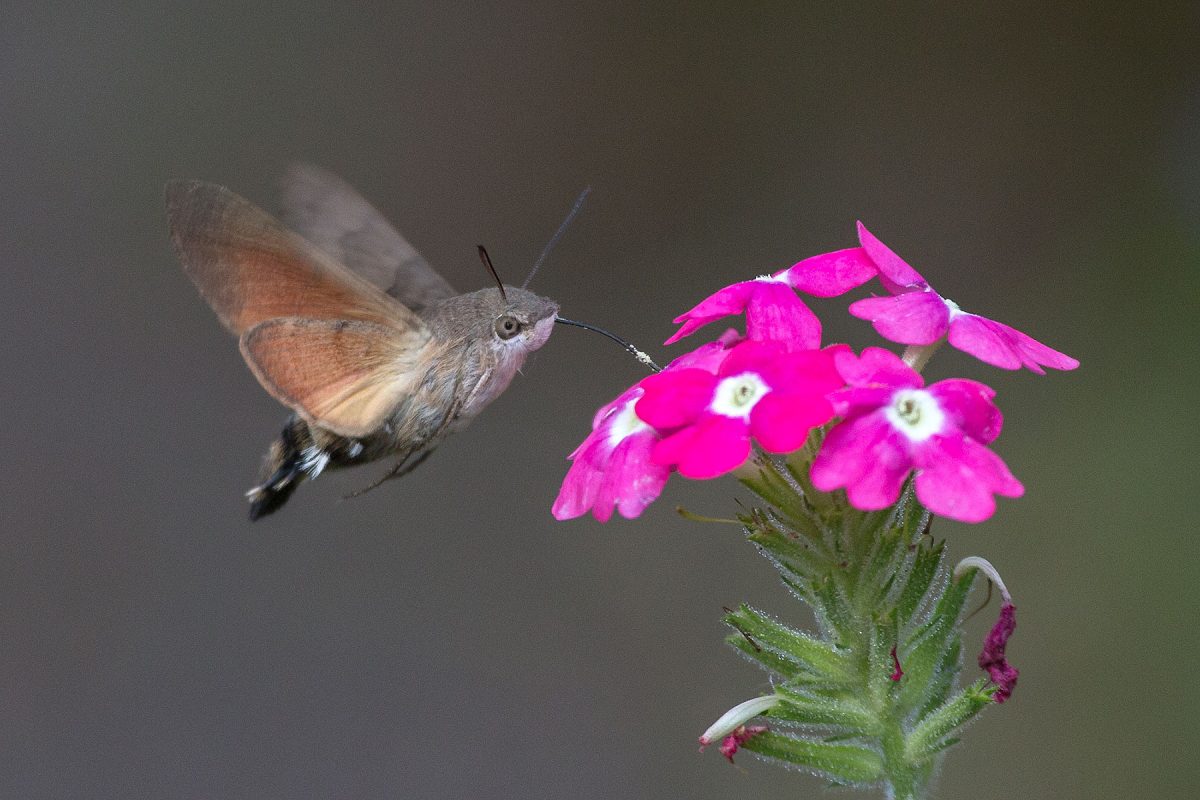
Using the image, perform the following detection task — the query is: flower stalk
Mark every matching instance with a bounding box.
[729,446,997,797]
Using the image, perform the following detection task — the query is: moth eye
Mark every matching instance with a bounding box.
[494,314,521,340]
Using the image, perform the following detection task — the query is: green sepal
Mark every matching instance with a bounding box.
[898,571,974,715]
[772,685,879,734]
[918,637,961,720]
[740,731,883,784]
[904,680,994,764]
[738,460,828,545]
[812,573,855,642]
[726,631,801,678]
[725,605,851,682]
[895,539,943,628]
[744,512,826,579]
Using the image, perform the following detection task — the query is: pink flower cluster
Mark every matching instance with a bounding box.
[554,224,1077,524]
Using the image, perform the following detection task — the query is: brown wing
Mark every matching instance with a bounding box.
[166,179,426,336]
[279,163,457,313]
[240,317,430,438]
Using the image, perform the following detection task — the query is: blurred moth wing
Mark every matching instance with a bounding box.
[240,318,430,438]
[278,162,456,312]
[165,179,430,437]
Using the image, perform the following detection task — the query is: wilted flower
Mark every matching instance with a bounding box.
[955,557,1019,702]
[637,342,843,479]
[699,694,779,762]
[848,222,1079,374]
[811,347,1023,522]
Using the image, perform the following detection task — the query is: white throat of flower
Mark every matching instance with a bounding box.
[885,388,945,442]
[607,401,649,448]
[711,372,770,419]
[942,296,964,320]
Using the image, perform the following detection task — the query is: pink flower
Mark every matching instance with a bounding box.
[665,248,877,347]
[553,332,741,521]
[551,384,669,522]
[637,342,843,479]
[848,223,1079,374]
[979,602,1019,703]
[810,347,1023,523]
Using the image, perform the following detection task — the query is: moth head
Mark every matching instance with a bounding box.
[490,286,559,352]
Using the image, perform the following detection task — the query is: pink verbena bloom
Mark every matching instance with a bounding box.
[810,347,1024,523]
[637,342,843,479]
[848,223,1079,374]
[665,248,877,346]
[552,333,740,521]
[551,384,668,522]
[979,602,1019,703]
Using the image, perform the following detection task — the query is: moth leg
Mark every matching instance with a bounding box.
[342,448,432,499]
[342,370,467,500]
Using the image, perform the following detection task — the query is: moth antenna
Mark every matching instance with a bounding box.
[555,316,661,372]
[477,245,507,301]
[522,186,591,289]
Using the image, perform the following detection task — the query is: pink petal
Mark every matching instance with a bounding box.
[665,281,758,345]
[912,435,1023,523]
[783,247,878,297]
[856,222,927,290]
[750,392,833,453]
[594,432,670,520]
[756,348,844,396]
[653,415,751,479]
[665,330,742,372]
[927,379,1002,444]
[944,314,1022,370]
[635,369,717,430]
[811,413,911,510]
[744,282,821,349]
[833,346,924,390]
[718,340,787,377]
[553,439,610,520]
[948,314,1079,374]
[849,291,950,346]
[826,384,896,418]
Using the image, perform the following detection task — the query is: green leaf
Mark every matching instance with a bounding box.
[741,731,883,784]
[726,605,851,682]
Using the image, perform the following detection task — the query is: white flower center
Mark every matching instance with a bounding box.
[607,401,649,448]
[710,372,770,419]
[942,296,964,319]
[885,388,945,442]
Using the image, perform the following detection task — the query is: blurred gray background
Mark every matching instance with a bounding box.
[2,2,1197,798]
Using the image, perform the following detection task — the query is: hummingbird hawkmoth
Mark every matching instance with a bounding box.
[167,164,567,520]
